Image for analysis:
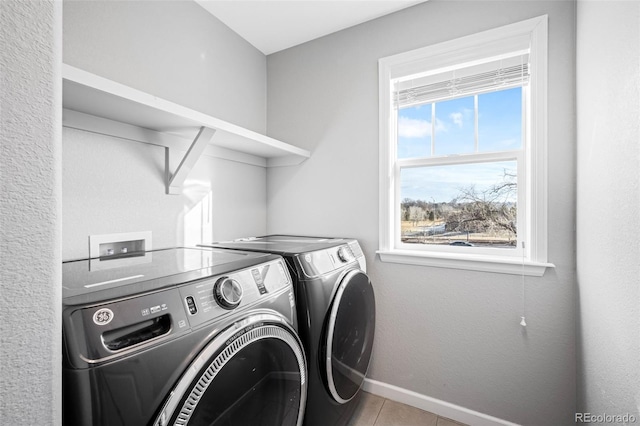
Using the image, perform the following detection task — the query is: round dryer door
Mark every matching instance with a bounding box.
[153,315,306,426]
[325,269,376,403]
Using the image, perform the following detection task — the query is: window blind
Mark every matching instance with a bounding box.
[393,53,529,108]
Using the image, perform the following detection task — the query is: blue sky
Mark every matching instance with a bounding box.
[398,87,522,202]
[400,161,517,203]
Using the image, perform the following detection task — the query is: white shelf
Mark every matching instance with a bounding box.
[62,64,310,190]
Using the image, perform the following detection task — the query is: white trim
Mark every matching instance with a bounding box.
[396,150,520,169]
[363,378,521,426]
[378,15,549,273]
[527,16,549,264]
[383,15,541,81]
[379,56,395,253]
[377,250,553,276]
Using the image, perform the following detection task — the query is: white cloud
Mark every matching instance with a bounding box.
[398,116,430,138]
[434,118,446,133]
[450,112,464,128]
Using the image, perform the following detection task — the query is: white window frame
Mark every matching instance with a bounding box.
[378,16,554,276]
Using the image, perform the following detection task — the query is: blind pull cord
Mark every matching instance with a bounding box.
[520,241,527,327]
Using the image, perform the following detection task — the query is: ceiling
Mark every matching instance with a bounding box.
[195,0,428,55]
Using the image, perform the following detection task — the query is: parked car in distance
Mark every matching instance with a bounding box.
[449,241,474,247]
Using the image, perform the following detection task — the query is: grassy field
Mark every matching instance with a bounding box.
[401,220,516,247]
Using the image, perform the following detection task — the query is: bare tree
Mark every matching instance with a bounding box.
[408,205,426,226]
[446,170,517,237]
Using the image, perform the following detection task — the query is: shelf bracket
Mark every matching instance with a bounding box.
[165,126,216,195]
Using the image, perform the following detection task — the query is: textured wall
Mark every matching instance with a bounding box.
[267,1,576,424]
[0,1,62,424]
[576,0,640,420]
[62,1,269,260]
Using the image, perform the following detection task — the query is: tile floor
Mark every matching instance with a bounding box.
[348,392,468,426]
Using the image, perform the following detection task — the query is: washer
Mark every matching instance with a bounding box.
[200,236,375,426]
[63,247,307,426]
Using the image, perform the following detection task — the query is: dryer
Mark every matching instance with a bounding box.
[200,236,375,426]
[62,247,307,426]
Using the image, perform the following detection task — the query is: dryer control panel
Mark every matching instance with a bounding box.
[295,243,364,278]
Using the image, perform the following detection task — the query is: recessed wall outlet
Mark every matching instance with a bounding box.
[98,239,146,259]
[89,231,152,259]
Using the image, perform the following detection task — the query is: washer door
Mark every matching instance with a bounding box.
[325,269,376,403]
[154,314,306,426]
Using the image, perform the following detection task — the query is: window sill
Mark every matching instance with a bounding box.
[377,249,554,276]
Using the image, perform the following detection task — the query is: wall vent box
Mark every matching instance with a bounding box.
[89,231,152,261]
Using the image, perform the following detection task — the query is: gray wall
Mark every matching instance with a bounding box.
[266,1,577,425]
[0,1,62,424]
[576,0,640,420]
[62,1,269,260]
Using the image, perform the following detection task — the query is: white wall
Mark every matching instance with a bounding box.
[576,0,640,420]
[267,1,577,424]
[62,129,267,260]
[63,0,266,132]
[62,1,269,260]
[0,1,62,424]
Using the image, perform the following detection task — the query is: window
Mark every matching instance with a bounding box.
[378,16,553,276]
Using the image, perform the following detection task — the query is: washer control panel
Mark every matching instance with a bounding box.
[179,258,290,328]
[62,257,292,368]
[64,288,188,366]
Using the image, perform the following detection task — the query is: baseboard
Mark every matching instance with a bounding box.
[362,379,520,426]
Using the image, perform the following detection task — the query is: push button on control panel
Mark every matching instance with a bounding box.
[251,267,268,295]
[185,296,197,315]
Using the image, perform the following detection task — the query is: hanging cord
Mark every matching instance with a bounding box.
[520,241,527,327]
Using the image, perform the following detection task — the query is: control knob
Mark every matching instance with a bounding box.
[213,277,243,309]
[337,246,353,263]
